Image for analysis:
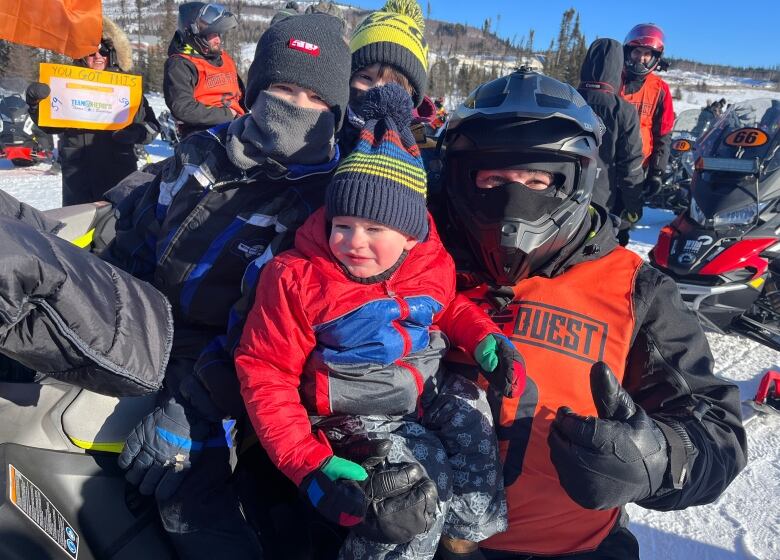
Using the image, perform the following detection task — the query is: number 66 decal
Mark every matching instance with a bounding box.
[725,127,769,147]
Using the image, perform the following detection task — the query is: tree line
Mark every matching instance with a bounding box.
[1,2,777,101]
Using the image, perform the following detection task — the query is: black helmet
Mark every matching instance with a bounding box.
[178,2,238,54]
[443,69,602,286]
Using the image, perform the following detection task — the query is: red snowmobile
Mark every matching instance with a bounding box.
[0,94,53,166]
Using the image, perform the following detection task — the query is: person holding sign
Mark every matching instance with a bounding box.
[164,2,245,139]
[25,16,160,206]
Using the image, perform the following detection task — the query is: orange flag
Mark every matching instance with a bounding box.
[0,0,103,60]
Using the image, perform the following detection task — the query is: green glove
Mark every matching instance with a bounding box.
[321,455,368,482]
[475,335,500,372]
[474,334,526,398]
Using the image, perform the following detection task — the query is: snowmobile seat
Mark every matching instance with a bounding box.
[46,201,115,250]
[61,389,156,453]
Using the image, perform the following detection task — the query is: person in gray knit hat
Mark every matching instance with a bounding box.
[236,84,521,559]
[225,12,351,169]
[110,12,352,560]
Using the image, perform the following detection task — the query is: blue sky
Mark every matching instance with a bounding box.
[350,0,780,69]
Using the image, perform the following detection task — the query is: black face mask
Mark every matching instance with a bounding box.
[348,86,368,117]
[469,181,564,223]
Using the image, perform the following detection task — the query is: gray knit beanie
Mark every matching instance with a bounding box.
[245,13,350,130]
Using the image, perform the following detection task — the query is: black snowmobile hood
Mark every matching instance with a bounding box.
[579,38,624,93]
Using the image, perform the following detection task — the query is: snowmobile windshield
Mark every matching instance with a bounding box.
[695,99,780,164]
[0,95,29,123]
[673,108,715,139]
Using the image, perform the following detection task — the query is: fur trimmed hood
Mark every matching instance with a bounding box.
[102,16,133,72]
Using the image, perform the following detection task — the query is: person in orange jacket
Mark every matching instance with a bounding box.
[435,69,745,559]
[620,23,675,203]
[164,2,245,139]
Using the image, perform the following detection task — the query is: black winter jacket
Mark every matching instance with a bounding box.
[440,205,747,513]
[0,189,172,396]
[163,34,246,139]
[28,71,159,206]
[102,123,338,370]
[579,39,645,214]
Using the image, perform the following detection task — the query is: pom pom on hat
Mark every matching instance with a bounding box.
[382,0,425,30]
[361,83,414,129]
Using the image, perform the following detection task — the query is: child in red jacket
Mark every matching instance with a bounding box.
[236,85,522,560]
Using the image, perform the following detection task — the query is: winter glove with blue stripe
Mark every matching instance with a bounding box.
[119,395,234,500]
[300,456,368,527]
[474,334,526,398]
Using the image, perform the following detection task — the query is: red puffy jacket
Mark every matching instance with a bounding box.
[235,208,498,484]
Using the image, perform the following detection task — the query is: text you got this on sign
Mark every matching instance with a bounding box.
[37,63,143,131]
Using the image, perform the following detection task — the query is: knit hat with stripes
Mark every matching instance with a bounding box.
[326,83,427,239]
[349,0,429,107]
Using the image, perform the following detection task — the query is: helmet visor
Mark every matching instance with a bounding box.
[196,3,237,35]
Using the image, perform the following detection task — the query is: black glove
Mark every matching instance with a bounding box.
[331,435,393,469]
[356,462,439,544]
[644,173,664,197]
[474,334,526,398]
[112,124,148,145]
[118,396,228,500]
[25,82,51,106]
[548,362,669,510]
[300,456,369,527]
[619,207,643,228]
[332,435,438,543]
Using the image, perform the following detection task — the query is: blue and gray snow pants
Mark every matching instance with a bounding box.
[314,374,508,560]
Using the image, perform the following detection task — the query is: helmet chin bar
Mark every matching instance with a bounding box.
[626,56,660,77]
[451,180,592,286]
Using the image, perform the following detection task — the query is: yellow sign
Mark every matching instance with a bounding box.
[37,63,143,131]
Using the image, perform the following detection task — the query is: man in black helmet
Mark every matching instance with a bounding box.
[164,2,245,139]
[435,69,746,559]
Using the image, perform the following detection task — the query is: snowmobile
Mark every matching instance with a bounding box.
[0,94,53,166]
[645,107,717,213]
[0,199,350,559]
[0,198,178,559]
[650,98,780,352]
[742,370,780,424]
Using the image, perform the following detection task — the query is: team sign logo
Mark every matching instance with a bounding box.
[510,301,608,363]
[288,39,320,57]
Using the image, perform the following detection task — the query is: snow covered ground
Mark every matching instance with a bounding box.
[0,79,778,559]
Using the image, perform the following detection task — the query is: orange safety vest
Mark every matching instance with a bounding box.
[460,247,644,555]
[175,51,245,116]
[621,72,663,166]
